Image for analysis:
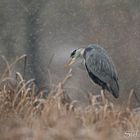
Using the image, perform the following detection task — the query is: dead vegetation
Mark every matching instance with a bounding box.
[0,56,140,140]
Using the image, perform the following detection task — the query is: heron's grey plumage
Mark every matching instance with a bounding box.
[83,44,119,98]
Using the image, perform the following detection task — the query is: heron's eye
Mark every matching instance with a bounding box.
[70,50,76,58]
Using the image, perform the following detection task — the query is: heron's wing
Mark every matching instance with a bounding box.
[85,48,119,97]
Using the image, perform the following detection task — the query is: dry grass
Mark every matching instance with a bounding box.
[0,56,140,140]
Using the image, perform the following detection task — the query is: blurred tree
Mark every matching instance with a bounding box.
[24,0,49,93]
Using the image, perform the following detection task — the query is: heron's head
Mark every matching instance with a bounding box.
[65,48,85,67]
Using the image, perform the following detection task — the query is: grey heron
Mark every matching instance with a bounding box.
[65,44,119,98]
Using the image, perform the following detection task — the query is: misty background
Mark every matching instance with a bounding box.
[0,0,140,106]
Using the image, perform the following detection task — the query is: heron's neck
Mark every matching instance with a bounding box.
[80,48,85,56]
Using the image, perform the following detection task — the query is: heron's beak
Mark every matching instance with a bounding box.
[65,58,76,68]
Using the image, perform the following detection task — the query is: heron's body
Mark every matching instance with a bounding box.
[67,44,119,98]
[83,44,119,98]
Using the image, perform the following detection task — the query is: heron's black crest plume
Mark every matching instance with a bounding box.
[70,49,77,58]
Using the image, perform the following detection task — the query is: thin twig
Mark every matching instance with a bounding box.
[127,89,134,109]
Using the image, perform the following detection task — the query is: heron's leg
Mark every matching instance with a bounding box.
[101,89,106,104]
